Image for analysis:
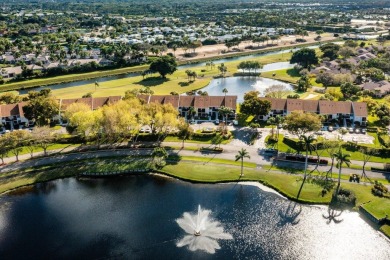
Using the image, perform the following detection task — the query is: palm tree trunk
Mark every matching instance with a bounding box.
[336,167,342,194]
[297,149,309,199]
[240,158,244,177]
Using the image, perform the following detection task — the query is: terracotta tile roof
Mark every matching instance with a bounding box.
[60,97,93,110]
[139,95,237,110]
[353,102,368,117]
[163,95,180,108]
[137,94,150,104]
[194,96,211,108]
[209,96,225,107]
[262,98,286,110]
[303,100,319,113]
[179,96,195,107]
[59,96,121,110]
[286,99,304,111]
[0,102,27,118]
[223,96,238,110]
[319,100,352,114]
[149,95,165,105]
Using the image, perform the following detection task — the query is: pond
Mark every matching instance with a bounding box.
[200,76,293,102]
[0,176,389,259]
[18,44,305,95]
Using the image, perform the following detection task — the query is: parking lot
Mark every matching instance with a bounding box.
[279,129,375,145]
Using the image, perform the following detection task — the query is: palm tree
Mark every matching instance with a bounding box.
[235,148,251,177]
[94,81,99,90]
[218,106,233,133]
[296,134,316,199]
[222,88,228,97]
[188,106,196,120]
[267,115,284,141]
[333,148,351,194]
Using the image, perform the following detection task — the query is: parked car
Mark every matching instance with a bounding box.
[263,148,278,156]
[233,120,239,126]
[215,119,220,125]
[139,127,151,133]
[354,128,360,134]
[348,127,354,133]
[361,128,367,134]
[328,126,334,132]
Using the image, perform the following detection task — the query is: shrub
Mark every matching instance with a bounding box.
[333,188,356,207]
[372,181,389,197]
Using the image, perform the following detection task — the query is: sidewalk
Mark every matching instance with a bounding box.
[1,141,388,182]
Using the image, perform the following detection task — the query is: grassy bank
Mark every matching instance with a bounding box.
[0,65,149,92]
[0,40,335,94]
[0,153,388,238]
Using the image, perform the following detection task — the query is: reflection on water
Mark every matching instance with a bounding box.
[0,176,389,259]
[201,76,292,102]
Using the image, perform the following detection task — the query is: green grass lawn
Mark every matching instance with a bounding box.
[9,49,305,99]
[177,155,257,168]
[162,161,332,203]
[380,225,390,238]
[269,134,390,163]
[5,143,79,159]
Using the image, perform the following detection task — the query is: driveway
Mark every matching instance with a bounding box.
[230,127,256,147]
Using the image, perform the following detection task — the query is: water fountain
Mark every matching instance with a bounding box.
[176,205,233,254]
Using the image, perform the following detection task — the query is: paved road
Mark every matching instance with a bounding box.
[1,141,389,183]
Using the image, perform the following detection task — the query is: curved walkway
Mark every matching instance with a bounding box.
[1,142,388,183]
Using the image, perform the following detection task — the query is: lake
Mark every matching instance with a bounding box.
[0,176,389,259]
[200,76,293,102]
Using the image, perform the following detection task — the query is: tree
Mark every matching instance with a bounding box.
[320,43,340,60]
[23,95,59,126]
[290,48,319,68]
[324,141,340,180]
[240,91,271,117]
[338,47,355,59]
[267,115,284,141]
[177,119,193,148]
[0,93,21,104]
[31,126,55,156]
[316,72,334,88]
[333,148,351,195]
[149,55,177,78]
[296,75,311,92]
[4,131,28,161]
[235,148,250,177]
[284,111,322,137]
[360,147,376,181]
[0,136,10,164]
[218,63,227,76]
[222,88,228,97]
[340,82,360,100]
[94,81,100,90]
[218,106,233,133]
[296,134,316,199]
[152,146,168,169]
[264,84,290,98]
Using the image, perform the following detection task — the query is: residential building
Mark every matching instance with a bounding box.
[259,98,368,126]
[138,95,237,121]
[0,102,29,130]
